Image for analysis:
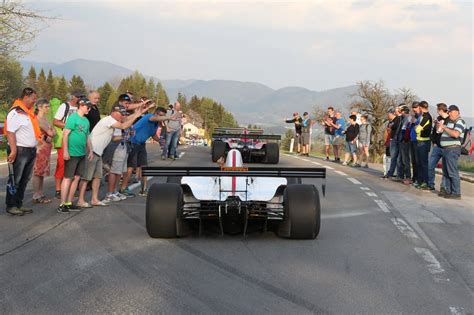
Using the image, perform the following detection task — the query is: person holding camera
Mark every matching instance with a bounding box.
[342,115,360,166]
[285,112,303,154]
[32,98,56,204]
[322,106,337,160]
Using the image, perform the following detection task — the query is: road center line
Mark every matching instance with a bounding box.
[373,199,390,213]
[366,192,377,197]
[449,306,466,315]
[347,177,361,184]
[360,187,370,191]
[390,218,419,239]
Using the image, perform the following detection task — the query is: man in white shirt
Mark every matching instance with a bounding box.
[76,103,152,207]
[5,88,39,216]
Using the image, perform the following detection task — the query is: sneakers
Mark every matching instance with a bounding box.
[55,190,61,199]
[114,192,127,200]
[418,183,429,190]
[6,207,24,216]
[438,190,448,197]
[19,207,33,214]
[381,175,389,179]
[403,179,413,185]
[390,177,402,182]
[119,188,136,198]
[342,162,348,166]
[68,204,82,212]
[138,189,148,197]
[325,156,330,161]
[57,203,70,213]
[444,194,461,200]
[353,163,361,168]
[161,155,166,160]
[103,192,121,202]
[363,164,369,168]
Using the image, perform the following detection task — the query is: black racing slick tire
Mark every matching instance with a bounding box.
[146,183,183,238]
[278,184,321,239]
[264,143,279,164]
[212,141,227,162]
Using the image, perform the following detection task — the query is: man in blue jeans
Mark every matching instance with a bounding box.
[409,102,421,185]
[415,101,433,190]
[428,103,449,191]
[384,108,402,179]
[162,101,183,160]
[437,105,466,199]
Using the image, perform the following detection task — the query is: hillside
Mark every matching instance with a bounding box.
[19,59,361,127]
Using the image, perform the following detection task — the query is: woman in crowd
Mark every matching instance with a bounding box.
[32,98,56,203]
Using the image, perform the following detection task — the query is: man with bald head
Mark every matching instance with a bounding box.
[86,91,101,131]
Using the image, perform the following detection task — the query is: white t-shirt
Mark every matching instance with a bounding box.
[90,116,118,156]
[6,109,38,148]
[54,103,78,122]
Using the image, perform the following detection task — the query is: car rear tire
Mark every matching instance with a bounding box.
[146,183,183,238]
[278,184,320,239]
[212,141,227,162]
[264,143,279,164]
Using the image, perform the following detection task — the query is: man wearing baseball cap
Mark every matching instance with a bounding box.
[437,105,466,199]
[285,112,302,154]
[76,102,153,208]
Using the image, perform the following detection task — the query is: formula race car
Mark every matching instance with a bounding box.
[142,149,326,239]
[211,127,281,164]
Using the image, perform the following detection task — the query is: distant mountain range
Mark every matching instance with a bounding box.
[18,59,363,129]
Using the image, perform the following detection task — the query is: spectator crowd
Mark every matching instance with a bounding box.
[4,87,183,216]
[286,102,471,200]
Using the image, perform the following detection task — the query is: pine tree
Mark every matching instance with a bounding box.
[177,92,187,111]
[56,76,69,102]
[69,75,86,94]
[97,82,114,114]
[46,69,56,99]
[26,66,37,90]
[36,68,48,98]
[147,78,156,100]
[155,82,169,107]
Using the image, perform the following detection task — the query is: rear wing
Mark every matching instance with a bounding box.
[214,127,264,135]
[142,166,326,195]
[211,134,281,141]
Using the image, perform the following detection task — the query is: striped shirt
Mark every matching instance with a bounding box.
[440,117,466,147]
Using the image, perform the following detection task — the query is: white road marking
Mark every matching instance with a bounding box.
[414,247,450,283]
[449,306,466,315]
[179,152,186,158]
[311,162,322,166]
[373,199,390,213]
[335,171,347,176]
[347,177,362,184]
[322,211,372,219]
[390,218,420,239]
[301,159,310,162]
[325,166,334,170]
[360,187,370,191]
[366,192,378,197]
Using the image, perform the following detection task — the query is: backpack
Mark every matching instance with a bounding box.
[461,126,472,155]
[52,102,70,149]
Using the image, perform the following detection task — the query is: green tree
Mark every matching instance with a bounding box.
[97,82,114,114]
[281,129,295,151]
[25,66,37,90]
[36,68,47,98]
[177,92,187,111]
[56,76,69,102]
[155,82,169,107]
[117,71,147,97]
[147,78,156,100]
[69,75,86,94]
[106,90,118,113]
[0,56,23,118]
[46,69,56,99]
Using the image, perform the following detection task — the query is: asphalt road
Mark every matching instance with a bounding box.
[0,144,473,314]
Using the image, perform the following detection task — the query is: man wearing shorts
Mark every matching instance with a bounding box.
[57,98,91,213]
[322,106,336,160]
[120,107,175,197]
[329,111,345,162]
[77,104,149,207]
[342,115,360,166]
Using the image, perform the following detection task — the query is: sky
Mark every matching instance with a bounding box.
[28,0,473,116]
